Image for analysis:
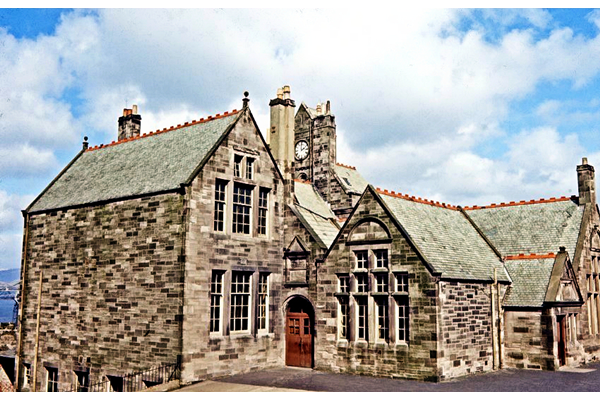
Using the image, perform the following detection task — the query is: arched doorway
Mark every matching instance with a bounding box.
[285,297,314,368]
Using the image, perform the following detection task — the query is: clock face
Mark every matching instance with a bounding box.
[295,141,309,161]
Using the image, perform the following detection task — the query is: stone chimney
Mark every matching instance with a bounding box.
[268,86,296,179]
[118,105,141,141]
[577,157,596,205]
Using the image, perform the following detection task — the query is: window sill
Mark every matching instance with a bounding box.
[393,291,409,296]
[354,340,369,348]
[257,331,272,338]
[229,332,253,339]
[337,339,349,347]
[395,341,409,347]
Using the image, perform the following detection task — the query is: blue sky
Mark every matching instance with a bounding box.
[1,8,600,270]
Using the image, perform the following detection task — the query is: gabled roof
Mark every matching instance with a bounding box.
[503,257,556,307]
[502,251,582,308]
[291,180,339,249]
[294,180,336,219]
[465,198,583,259]
[373,187,508,282]
[333,164,369,195]
[298,102,318,119]
[28,111,241,213]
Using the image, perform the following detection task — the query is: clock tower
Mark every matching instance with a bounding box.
[293,100,337,202]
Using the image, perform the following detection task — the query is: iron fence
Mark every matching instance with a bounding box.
[64,361,180,392]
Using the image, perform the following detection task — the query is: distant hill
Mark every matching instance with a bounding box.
[0,269,20,284]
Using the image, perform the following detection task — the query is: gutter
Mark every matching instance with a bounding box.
[14,212,30,391]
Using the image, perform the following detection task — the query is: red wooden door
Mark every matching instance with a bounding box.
[286,311,312,368]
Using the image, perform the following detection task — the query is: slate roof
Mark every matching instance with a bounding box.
[294,181,336,219]
[29,111,241,213]
[503,257,555,307]
[465,199,583,258]
[291,181,339,248]
[375,188,508,281]
[334,164,369,195]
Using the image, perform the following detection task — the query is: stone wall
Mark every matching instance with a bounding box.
[20,193,185,391]
[503,310,555,370]
[180,111,286,384]
[438,282,494,379]
[316,189,440,381]
[0,323,16,353]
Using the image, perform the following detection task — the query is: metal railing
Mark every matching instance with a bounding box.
[64,362,180,392]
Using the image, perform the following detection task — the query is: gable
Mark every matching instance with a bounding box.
[545,252,583,304]
[28,111,241,213]
[287,236,309,254]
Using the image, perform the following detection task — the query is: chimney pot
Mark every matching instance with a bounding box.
[316,103,322,115]
[283,85,291,100]
[132,104,138,114]
[583,157,588,165]
[277,87,283,99]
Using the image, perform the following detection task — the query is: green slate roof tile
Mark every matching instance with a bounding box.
[466,200,583,258]
[503,258,555,307]
[289,204,339,249]
[294,181,336,219]
[29,113,240,213]
[334,165,369,195]
[378,191,508,281]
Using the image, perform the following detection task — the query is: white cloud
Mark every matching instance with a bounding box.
[0,190,33,231]
[0,144,58,177]
[0,233,22,271]
[2,8,600,213]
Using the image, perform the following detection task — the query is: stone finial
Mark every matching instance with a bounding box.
[243,91,250,109]
[326,100,331,115]
[82,136,89,150]
[559,246,566,253]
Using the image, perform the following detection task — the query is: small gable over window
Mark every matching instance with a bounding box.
[347,218,391,244]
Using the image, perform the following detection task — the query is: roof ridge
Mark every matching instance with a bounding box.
[504,252,556,260]
[85,109,240,152]
[375,187,458,210]
[336,162,356,170]
[463,195,574,210]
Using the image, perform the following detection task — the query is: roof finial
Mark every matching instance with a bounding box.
[243,91,250,109]
[83,136,89,150]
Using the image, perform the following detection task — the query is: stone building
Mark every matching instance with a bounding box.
[11,86,600,391]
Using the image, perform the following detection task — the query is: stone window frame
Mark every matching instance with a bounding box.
[348,244,397,345]
[335,274,351,341]
[21,362,32,389]
[232,182,253,235]
[588,251,600,336]
[45,366,59,392]
[257,187,270,236]
[73,370,90,392]
[257,272,270,333]
[230,271,253,334]
[213,179,228,232]
[210,270,226,335]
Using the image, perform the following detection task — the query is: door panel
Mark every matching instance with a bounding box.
[286,311,313,368]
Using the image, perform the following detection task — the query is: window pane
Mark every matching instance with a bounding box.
[375,249,388,269]
[214,180,227,232]
[232,184,252,234]
[230,272,251,332]
[397,297,409,342]
[355,251,368,269]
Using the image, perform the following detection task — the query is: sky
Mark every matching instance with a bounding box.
[2,7,600,270]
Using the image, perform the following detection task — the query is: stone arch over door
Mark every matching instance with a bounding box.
[283,295,315,368]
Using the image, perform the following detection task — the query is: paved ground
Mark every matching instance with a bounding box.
[176,362,600,392]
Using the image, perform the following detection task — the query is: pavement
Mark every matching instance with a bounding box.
[174,362,600,392]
